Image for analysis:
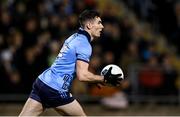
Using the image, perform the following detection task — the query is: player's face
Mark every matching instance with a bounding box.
[90,17,104,38]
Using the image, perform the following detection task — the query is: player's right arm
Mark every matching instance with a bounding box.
[76,60,122,86]
[76,60,104,83]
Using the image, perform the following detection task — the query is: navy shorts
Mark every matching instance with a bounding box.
[29,78,75,108]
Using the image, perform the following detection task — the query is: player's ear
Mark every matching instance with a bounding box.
[86,22,92,29]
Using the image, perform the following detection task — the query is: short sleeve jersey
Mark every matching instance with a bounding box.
[38,28,92,92]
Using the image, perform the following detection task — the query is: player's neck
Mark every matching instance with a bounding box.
[84,29,93,41]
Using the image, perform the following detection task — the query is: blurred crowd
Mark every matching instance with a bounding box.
[0,0,180,108]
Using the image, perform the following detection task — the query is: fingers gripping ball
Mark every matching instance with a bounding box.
[101,64,124,78]
[101,64,124,86]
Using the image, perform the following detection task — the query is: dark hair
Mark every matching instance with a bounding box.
[79,10,100,28]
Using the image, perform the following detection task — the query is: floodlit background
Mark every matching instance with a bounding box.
[0,0,180,116]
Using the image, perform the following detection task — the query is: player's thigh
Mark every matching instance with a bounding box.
[54,99,86,116]
[19,98,44,116]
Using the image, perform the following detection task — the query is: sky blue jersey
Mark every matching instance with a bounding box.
[38,28,92,92]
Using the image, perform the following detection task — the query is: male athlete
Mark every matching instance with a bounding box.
[19,10,122,116]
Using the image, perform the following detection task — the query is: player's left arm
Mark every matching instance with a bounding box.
[76,60,104,83]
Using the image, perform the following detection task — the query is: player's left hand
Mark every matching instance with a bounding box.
[103,67,123,86]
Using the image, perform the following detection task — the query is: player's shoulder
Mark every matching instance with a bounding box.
[66,33,87,45]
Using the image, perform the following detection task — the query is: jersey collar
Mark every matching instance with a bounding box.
[77,28,91,43]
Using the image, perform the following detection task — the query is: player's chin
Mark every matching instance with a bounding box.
[94,35,100,38]
[97,35,100,37]
[96,33,101,37]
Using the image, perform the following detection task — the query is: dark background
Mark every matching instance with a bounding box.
[0,0,180,115]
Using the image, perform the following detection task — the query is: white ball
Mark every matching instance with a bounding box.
[101,64,124,79]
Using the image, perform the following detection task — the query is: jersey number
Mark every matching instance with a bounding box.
[58,45,69,58]
[62,74,71,90]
